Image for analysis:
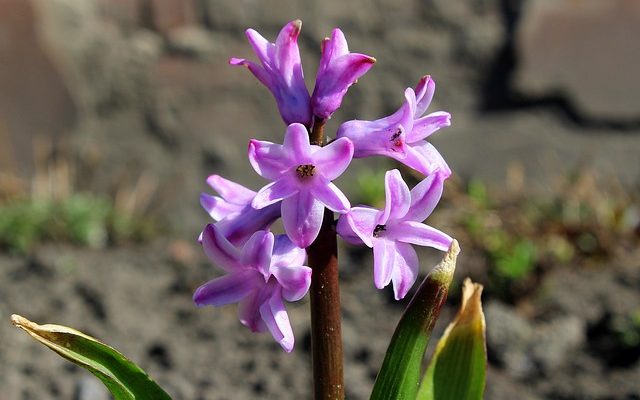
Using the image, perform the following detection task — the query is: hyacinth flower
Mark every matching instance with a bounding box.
[193,225,312,352]
[311,28,376,121]
[249,123,354,248]
[200,175,280,245]
[336,75,452,177]
[337,169,453,300]
[230,20,311,126]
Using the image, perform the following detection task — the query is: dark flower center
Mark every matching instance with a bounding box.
[296,164,316,178]
[373,224,386,237]
[390,128,403,149]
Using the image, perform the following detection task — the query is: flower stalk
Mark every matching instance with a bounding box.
[307,117,345,399]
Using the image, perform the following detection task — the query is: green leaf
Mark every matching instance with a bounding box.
[11,314,172,400]
[417,278,486,400]
[370,240,460,400]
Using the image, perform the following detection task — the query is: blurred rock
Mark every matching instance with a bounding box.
[167,26,219,61]
[0,0,76,177]
[74,376,109,400]
[515,0,640,120]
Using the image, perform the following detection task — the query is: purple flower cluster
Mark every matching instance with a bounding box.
[194,20,455,352]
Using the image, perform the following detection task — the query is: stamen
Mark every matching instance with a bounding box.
[390,128,403,149]
[296,164,316,178]
[373,224,386,237]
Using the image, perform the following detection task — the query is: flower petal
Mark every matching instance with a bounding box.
[238,286,270,333]
[311,52,376,119]
[201,224,243,272]
[373,238,396,289]
[241,231,274,278]
[391,242,419,300]
[252,176,299,209]
[283,123,312,162]
[387,221,452,251]
[281,191,324,248]
[271,234,307,266]
[312,137,354,180]
[413,75,435,117]
[377,169,411,224]
[259,290,295,352]
[403,172,445,222]
[309,179,350,213]
[200,193,243,221]
[206,175,256,204]
[192,270,259,307]
[398,141,452,178]
[248,139,290,180]
[216,203,281,246]
[271,264,312,302]
[406,111,451,143]
[337,206,378,247]
[236,23,311,126]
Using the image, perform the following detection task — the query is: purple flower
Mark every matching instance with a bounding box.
[311,28,376,120]
[248,123,354,248]
[200,175,280,245]
[194,224,311,352]
[336,75,452,177]
[337,169,453,300]
[230,20,312,126]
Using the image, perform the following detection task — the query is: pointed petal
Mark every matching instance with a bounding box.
[252,176,299,209]
[260,290,295,352]
[248,139,290,180]
[274,20,302,74]
[229,57,273,90]
[241,231,274,278]
[216,203,281,246]
[200,193,243,221]
[406,111,451,143]
[271,265,312,302]
[201,224,242,272]
[283,123,312,161]
[244,28,271,65]
[373,238,396,289]
[413,75,435,117]
[309,179,350,213]
[404,172,445,222]
[271,234,306,266]
[391,242,419,300]
[311,53,376,119]
[387,221,452,251]
[398,141,452,178]
[193,270,258,307]
[377,169,411,224]
[238,286,269,332]
[282,191,324,248]
[206,175,256,204]
[336,214,364,245]
[312,137,354,180]
[337,206,378,247]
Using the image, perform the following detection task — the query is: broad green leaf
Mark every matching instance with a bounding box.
[11,314,172,400]
[417,278,486,400]
[370,240,459,400]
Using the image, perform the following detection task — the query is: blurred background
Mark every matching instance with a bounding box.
[0,0,639,399]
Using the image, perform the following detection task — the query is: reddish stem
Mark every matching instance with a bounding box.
[307,116,345,399]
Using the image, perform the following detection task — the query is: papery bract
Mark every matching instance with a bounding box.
[193,225,311,352]
[311,28,376,120]
[337,169,453,299]
[249,123,354,248]
[200,175,280,245]
[336,75,451,177]
[230,20,312,126]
